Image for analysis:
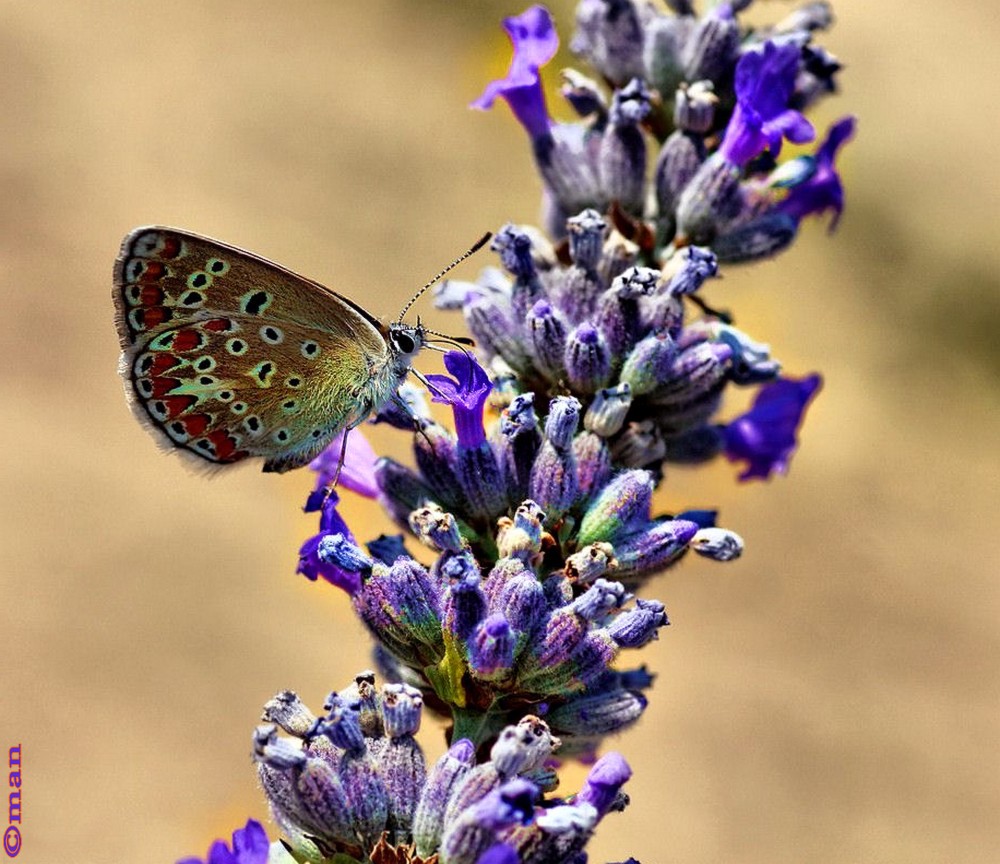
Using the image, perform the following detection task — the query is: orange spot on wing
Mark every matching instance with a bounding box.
[140,262,166,282]
[182,414,211,437]
[140,285,164,304]
[142,306,169,328]
[206,429,238,460]
[149,354,181,374]
[160,235,182,258]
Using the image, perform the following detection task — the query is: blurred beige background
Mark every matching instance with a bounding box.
[0,1,997,862]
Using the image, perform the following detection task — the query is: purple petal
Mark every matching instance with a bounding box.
[231,820,269,864]
[777,116,856,230]
[306,429,379,511]
[724,374,822,481]
[426,351,493,448]
[472,5,558,140]
[720,41,815,165]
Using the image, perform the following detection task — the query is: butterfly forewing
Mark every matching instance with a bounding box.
[113,227,390,472]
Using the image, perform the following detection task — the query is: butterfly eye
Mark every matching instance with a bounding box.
[392,331,417,355]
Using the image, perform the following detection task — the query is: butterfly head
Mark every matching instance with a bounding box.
[387,321,426,373]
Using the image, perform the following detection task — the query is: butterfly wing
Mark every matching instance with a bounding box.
[113,226,391,472]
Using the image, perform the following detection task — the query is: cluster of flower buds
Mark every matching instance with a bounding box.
[437,218,819,481]
[474,3,855,262]
[253,673,631,864]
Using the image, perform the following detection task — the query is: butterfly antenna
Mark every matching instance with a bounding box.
[395,232,492,324]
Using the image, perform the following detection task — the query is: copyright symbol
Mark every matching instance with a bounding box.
[3,826,19,857]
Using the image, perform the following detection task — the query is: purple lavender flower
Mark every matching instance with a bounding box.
[718,41,816,166]
[472,5,558,140]
[177,819,269,864]
[776,115,856,230]
[296,493,363,593]
[426,350,494,448]
[723,374,822,480]
[304,428,379,512]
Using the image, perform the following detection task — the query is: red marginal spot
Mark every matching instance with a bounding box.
[171,329,204,352]
[202,318,233,333]
[142,306,172,328]
[140,261,166,282]
[160,235,183,259]
[162,394,197,418]
[140,285,164,305]
[181,413,211,437]
[149,353,182,375]
[206,429,238,460]
[150,377,182,397]
[219,449,250,464]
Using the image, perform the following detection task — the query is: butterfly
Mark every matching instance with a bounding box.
[113,227,487,473]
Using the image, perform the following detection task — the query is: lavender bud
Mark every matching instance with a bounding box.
[572,430,613,499]
[493,571,548,637]
[531,398,581,519]
[674,80,718,133]
[683,3,740,81]
[565,323,612,392]
[443,574,487,644]
[465,292,531,372]
[262,691,318,738]
[409,504,464,553]
[457,440,508,521]
[526,300,569,382]
[619,331,678,395]
[571,0,646,85]
[469,614,516,681]
[575,751,633,815]
[691,527,744,561]
[614,518,700,581]
[655,130,703,218]
[548,689,647,737]
[413,420,462,511]
[675,152,744,244]
[597,266,660,361]
[712,212,798,262]
[440,780,539,864]
[561,68,608,118]
[492,224,544,320]
[563,542,618,584]
[606,597,668,647]
[567,209,608,270]
[597,230,639,286]
[584,384,633,437]
[610,419,667,467]
[650,341,732,407]
[664,245,718,296]
[569,578,629,622]
[375,458,435,527]
[367,533,407,566]
[413,740,477,857]
[491,716,560,776]
[600,79,651,213]
[643,14,694,99]
[496,500,547,561]
[381,683,423,738]
[318,533,373,576]
[578,470,654,545]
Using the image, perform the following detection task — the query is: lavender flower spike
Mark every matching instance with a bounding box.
[723,374,822,480]
[719,40,815,166]
[472,5,558,141]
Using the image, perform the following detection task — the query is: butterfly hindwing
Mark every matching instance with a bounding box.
[113,227,391,472]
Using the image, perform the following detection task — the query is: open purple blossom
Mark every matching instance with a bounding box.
[777,115,857,230]
[723,374,822,481]
[425,350,493,447]
[296,492,362,592]
[719,40,816,166]
[177,819,269,864]
[304,428,379,512]
[472,5,558,140]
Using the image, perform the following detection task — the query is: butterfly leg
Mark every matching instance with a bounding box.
[389,389,434,450]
